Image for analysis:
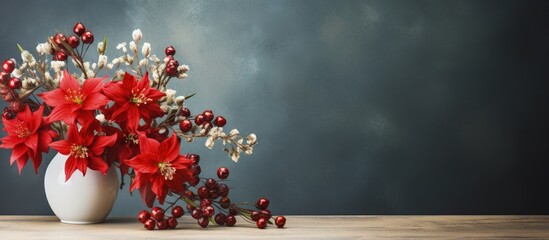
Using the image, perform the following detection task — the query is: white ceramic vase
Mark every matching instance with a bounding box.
[44,152,119,224]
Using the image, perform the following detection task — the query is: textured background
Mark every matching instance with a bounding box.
[1,0,549,216]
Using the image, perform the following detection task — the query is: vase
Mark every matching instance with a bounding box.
[44,152,119,224]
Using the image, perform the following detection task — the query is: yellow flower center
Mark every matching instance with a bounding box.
[158,162,176,180]
[129,88,152,106]
[65,89,84,104]
[70,144,89,159]
[15,122,31,138]
[125,133,139,145]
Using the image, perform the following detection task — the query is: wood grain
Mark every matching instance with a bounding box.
[1,215,548,239]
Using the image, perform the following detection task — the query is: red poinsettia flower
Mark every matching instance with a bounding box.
[103,72,165,130]
[102,123,146,176]
[0,105,57,173]
[124,133,194,207]
[38,70,110,124]
[50,121,117,181]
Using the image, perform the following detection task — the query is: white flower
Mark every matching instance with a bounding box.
[116,42,127,53]
[175,96,185,105]
[160,104,170,113]
[165,89,176,104]
[12,68,23,78]
[36,43,52,55]
[142,42,151,57]
[132,29,142,42]
[112,58,120,66]
[51,61,65,72]
[98,55,107,69]
[115,69,125,79]
[106,63,114,70]
[179,65,190,73]
[244,148,253,155]
[21,51,35,65]
[139,58,148,67]
[95,114,106,123]
[229,129,240,137]
[91,63,97,70]
[126,55,134,65]
[158,128,167,134]
[205,137,215,149]
[230,149,240,162]
[177,72,188,79]
[129,41,137,53]
[247,133,257,145]
[97,42,105,54]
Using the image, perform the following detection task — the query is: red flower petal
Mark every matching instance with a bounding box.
[159,134,179,162]
[89,134,117,156]
[82,92,110,110]
[88,155,109,175]
[138,134,160,154]
[81,77,105,96]
[60,70,80,93]
[125,153,159,173]
[50,140,72,155]
[38,89,66,107]
[64,155,78,181]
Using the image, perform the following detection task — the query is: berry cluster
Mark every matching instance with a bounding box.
[164,46,180,77]
[137,161,285,230]
[51,22,94,61]
[178,108,227,133]
[0,59,23,119]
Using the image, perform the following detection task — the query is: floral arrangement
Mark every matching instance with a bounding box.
[0,22,285,230]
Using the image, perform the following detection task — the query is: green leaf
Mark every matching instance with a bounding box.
[185,93,196,100]
[17,44,24,53]
[100,35,107,54]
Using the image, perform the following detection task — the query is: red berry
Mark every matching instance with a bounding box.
[0,72,9,84]
[191,164,201,176]
[194,114,204,125]
[209,189,219,199]
[186,204,196,212]
[180,107,191,117]
[53,33,67,48]
[189,154,200,164]
[217,167,229,179]
[73,22,86,36]
[190,176,200,186]
[217,184,229,197]
[56,51,68,61]
[219,197,231,209]
[171,206,184,218]
[68,35,80,48]
[197,186,209,199]
[191,208,203,219]
[2,110,15,119]
[229,206,238,216]
[202,122,213,132]
[166,66,177,76]
[9,101,23,112]
[257,198,270,210]
[202,110,214,122]
[81,31,94,44]
[179,119,192,132]
[256,218,267,229]
[138,210,151,223]
[200,198,212,207]
[144,219,156,230]
[8,77,21,89]
[198,216,209,228]
[157,219,168,230]
[225,215,236,226]
[202,206,214,217]
[214,116,227,127]
[165,46,176,56]
[206,178,218,189]
[167,217,178,229]
[151,207,164,220]
[251,211,261,221]
[1,92,12,102]
[275,216,286,228]
[215,213,226,225]
[260,209,272,219]
[2,60,15,73]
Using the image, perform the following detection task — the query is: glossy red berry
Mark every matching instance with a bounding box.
[165,46,176,56]
[190,176,200,186]
[171,206,184,218]
[202,110,214,122]
[53,33,67,48]
[2,60,15,73]
[215,213,226,225]
[214,116,227,127]
[194,114,205,125]
[225,215,236,226]
[206,178,218,189]
[191,164,201,176]
[257,198,270,210]
[167,217,178,229]
[257,218,267,229]
[138,210,151,223]
[219,197,231,209]
[157,218,168,230]
[200,198,212,207]
[8,77,22,89]
[209,189,219,199]
[151,207,164,220]
[251,211,261,221]
[217,184,229,197]
[202,206,215,217]
[189,153,200,164]
[229,206,238,216]
[198,186,209,199]
[0,72,9,84]
[198,216,209,228]
[180,107,191,117]
[191,208,203,219]
[144,219,156,230]
[217,167,229,179]
[2,109,15,120]
[68,35,80,48]
[9,101,23,112]
[166,65,177,76]
[202,122,213,132]
[260,209,272,219]
[179,119,192,132]
[275,216,286,228]
[73,22,86,36]
[56,51,68,61]
[81,31,94,44]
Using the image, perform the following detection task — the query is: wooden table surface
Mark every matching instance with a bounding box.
[1,215,549,239]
